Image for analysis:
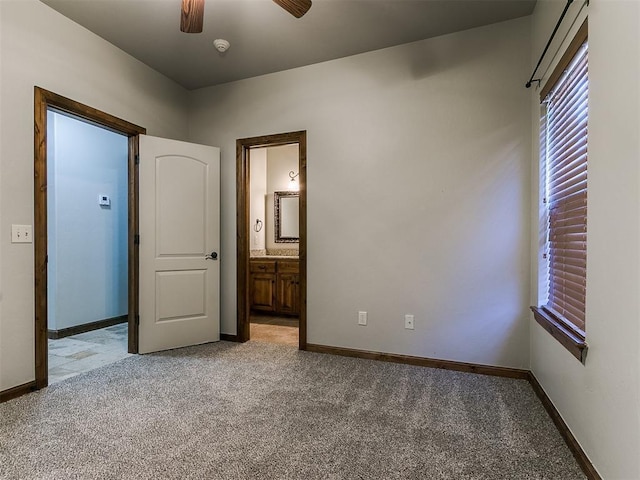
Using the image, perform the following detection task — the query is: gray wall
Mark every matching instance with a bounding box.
[529,1,640,478]
[2,2,639,476]
[0,0,189,390]
[189,17,533,369]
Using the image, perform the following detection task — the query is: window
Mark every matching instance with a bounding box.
[531,20,589,363]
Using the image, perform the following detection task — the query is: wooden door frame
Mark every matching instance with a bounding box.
[34,87,146,389]
[236,131,307,349]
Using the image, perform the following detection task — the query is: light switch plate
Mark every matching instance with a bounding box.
[12,224,33,243]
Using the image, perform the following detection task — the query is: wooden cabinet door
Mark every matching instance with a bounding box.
[250,273,276,312]
[277,273,300,315]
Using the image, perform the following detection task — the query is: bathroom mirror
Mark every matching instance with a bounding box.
[274,191,299,243]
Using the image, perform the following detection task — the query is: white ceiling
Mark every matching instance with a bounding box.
[40,0,536,90]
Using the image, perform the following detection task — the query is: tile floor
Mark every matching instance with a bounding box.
[48,323,132,384]
[49,318,297,384]
[250,315,299,346]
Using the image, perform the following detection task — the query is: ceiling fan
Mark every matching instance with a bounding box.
[180,0,312,33]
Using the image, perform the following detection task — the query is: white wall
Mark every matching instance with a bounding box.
[189,17,533,368]
[0,5,4,386]
[250,148,267,251]
[250,144,300,253]
[0,0,190,391]
[47,111,129,331]
[529,1,640,478]
[266,144,299,252]
[267,144,299,192]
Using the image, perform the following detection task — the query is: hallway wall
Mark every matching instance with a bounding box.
[47,111,129,332]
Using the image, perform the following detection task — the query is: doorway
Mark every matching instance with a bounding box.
[248,144,300,346]
[34,87,146,389]
[236,131,307,349]
[46,109,131,383]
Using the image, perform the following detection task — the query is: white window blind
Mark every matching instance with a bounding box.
[542,40,588,333]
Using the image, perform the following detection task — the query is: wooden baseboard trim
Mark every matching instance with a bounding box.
[528,372,601,480]
[47,315,128,339]
[0,381,38,403]
[220,333,240,342]
[305,343,529,379]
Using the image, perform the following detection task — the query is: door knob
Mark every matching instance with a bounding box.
[205,251,218,260]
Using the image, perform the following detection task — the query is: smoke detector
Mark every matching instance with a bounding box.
[213,39,230,53]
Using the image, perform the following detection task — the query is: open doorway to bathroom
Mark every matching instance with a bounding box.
[236,131,307,349]
[45,109,132,384]
[248,144,300,346]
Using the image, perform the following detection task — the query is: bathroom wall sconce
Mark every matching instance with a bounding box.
[289,170,300,191]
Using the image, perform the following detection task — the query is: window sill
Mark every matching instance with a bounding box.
[530,307,588,364]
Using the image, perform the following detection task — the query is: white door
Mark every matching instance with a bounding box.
[138,135,220,354]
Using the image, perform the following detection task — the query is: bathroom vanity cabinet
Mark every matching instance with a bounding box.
[250,258,299,315]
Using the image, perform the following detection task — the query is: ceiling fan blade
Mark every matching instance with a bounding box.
[180,0,205,33]
[273,0,312,18]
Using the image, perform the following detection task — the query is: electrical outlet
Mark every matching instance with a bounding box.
[358,311,367,326]
[11,224,33,244]
[404,314,415,330]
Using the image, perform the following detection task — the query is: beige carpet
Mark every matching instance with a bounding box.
[0,341,586,479]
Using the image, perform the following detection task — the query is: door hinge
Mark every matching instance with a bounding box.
[135,314,140,326]
[134,234,140,245]
[135,154,140,165]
